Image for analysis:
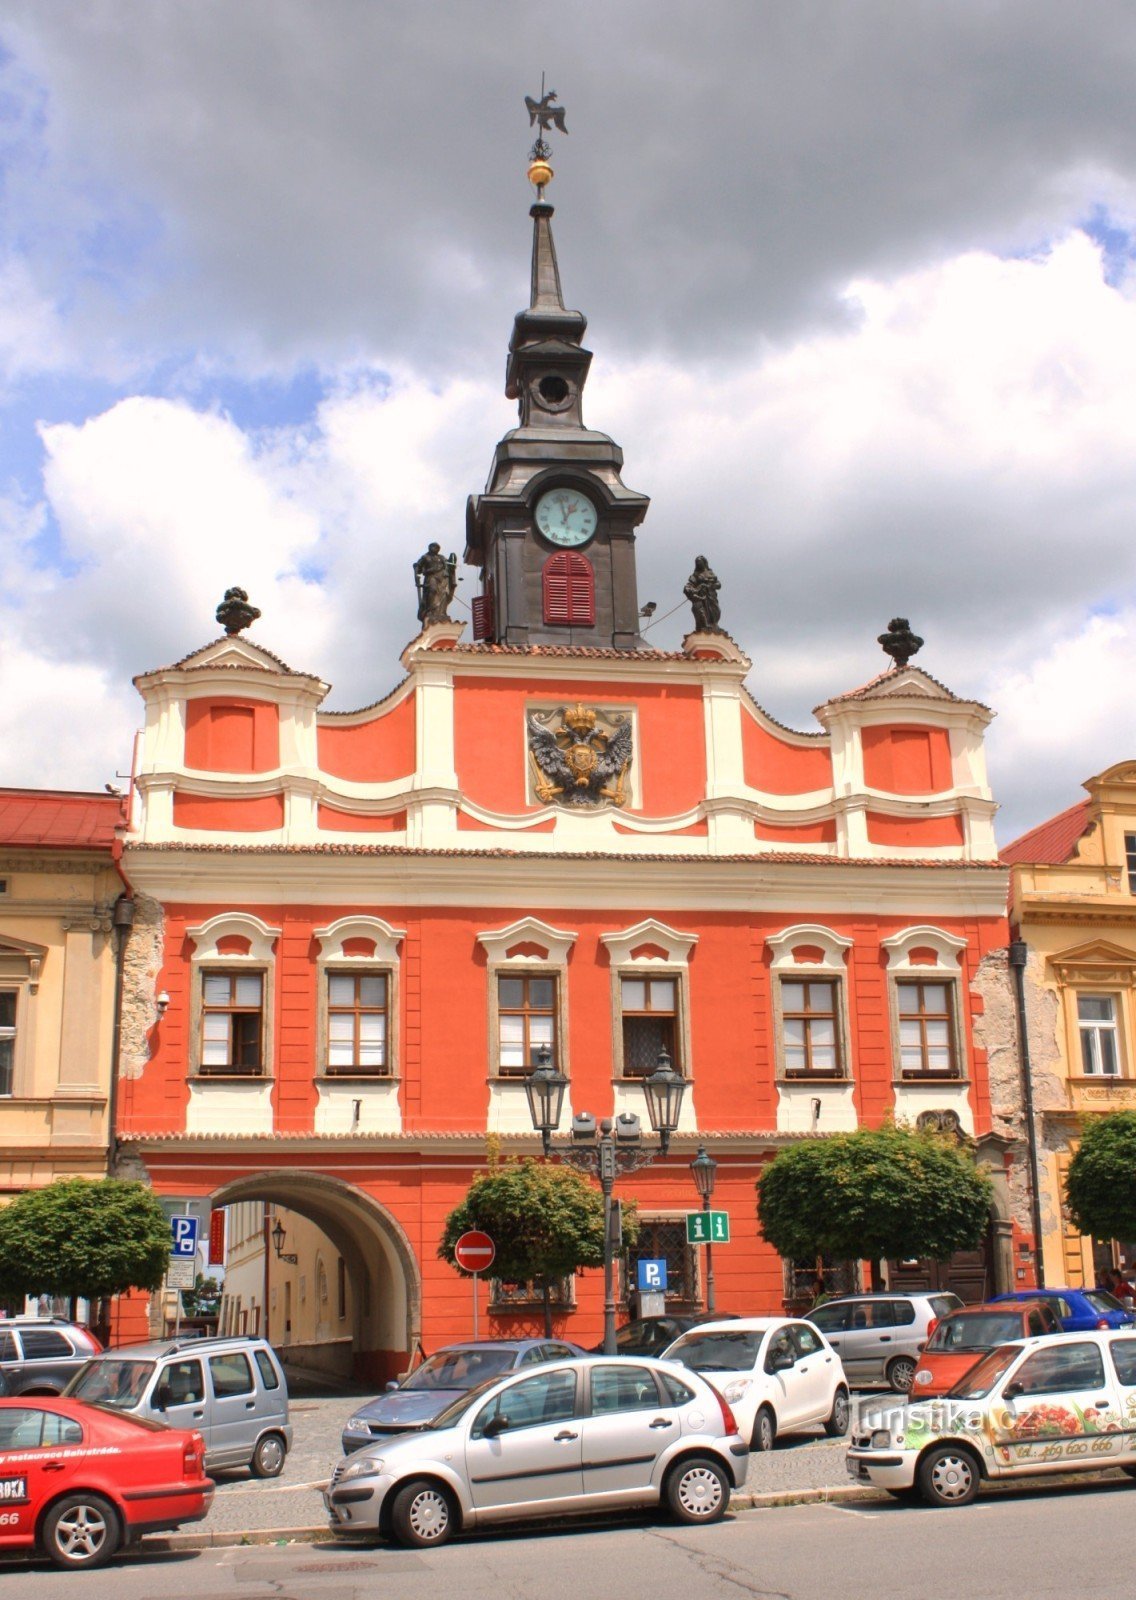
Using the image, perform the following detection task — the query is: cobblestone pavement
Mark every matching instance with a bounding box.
[199,1388,900,1537]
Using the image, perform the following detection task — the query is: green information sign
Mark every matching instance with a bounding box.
[686,1210,730,1244]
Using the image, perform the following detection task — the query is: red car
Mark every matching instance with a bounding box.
[909,1299,1061,1397]
[0,1395,213,1570]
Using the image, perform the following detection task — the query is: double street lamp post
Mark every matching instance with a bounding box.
[525,1044,686,1356]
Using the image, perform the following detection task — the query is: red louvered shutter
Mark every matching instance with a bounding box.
[543,552,594,626]
[472,580,495,640]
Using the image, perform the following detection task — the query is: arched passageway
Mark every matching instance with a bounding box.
[211,1171,422,1384]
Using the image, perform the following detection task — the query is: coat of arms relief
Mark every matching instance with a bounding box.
[527,704,633,808]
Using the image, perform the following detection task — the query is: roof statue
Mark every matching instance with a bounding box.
[877,617,924,669]
[684,557,724,635]
[215,587,261,636]
[525,77,568,195]
[414,543,457,626]
[525,89,568,136]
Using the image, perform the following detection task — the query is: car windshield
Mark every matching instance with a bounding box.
[947,1345,1019,1398]
[68,1359,155,1407]
[927,1313,1026,1352]
[667,1330,764,1372]
[427,1376,504,1429]
[1085,1291,1124,1314]
[400,1349,515,1392]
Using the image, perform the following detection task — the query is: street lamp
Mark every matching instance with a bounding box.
[526,1042,685,1356]
[689,1144,718,1313]
[270,1218,298,1265]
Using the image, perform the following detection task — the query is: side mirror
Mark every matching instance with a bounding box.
[770,1349,795,1372]
[1002,1380,1024,1400]
[153,1382,171,1413]
[482,1413,510,1439]
[385,1381,400,1392]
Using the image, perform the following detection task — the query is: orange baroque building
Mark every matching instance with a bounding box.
[114,171,1023,1378]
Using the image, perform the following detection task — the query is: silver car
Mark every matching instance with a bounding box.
[326,1355,748,1546]
[807,1292,962,1392]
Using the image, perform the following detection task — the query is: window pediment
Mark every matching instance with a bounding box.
[477,918,577,966]
[881,925,966,973]
[187,913,280,964]
[1050,939,1136,987]
[315,916,406,965]
[601,920,697,968]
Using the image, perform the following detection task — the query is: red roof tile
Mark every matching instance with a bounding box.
[1000,799,1093,866]
[0,789,122,850]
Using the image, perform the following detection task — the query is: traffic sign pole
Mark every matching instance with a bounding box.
[453,1231,496,1339]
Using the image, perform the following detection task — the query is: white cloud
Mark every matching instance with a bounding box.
[2,231,1135,843]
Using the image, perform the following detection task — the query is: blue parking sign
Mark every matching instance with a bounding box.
[170,1216,199,1258]
[636,1258,668,1293]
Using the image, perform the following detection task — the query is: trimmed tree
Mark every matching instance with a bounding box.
[439,1157,637,1336]
[0,1179,172,1307]
[1065,1111,1136,1242]
[756,1124,994,1290]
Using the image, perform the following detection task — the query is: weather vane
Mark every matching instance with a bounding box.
[524,73,567,196]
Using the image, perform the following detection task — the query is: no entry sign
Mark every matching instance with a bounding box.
[454,1230,496,1274]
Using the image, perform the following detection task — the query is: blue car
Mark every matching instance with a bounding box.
[989,1287,1135,1331]
[340,1338,587,1455]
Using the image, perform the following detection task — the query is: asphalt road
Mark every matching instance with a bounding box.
[6,1475,1136,1599]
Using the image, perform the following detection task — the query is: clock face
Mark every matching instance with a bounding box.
[534,487,598,547]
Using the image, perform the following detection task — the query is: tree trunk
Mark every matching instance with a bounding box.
[541,1277,553,1338]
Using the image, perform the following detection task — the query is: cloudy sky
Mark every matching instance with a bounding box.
[3,2,1136,841]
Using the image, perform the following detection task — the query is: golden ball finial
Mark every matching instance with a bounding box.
[527,157,553,190]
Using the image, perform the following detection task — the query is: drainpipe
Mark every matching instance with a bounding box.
[1009,939,1046,1289]
[106,836,135,1176]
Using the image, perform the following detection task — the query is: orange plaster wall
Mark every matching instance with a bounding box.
[317,805,406,833]
[741,710,831,795]
[754,819,836,843]
[317,692,416,783]
[184,699,280,773]
[173,792,285,831]
[865,811,965,847]
[862,725,952,794]
[453,677,707,818]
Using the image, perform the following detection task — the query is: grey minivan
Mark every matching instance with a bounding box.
[65,1334,292,1476]
[807,1292,962,1392]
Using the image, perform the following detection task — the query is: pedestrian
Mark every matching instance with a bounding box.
[810,1273,832,1309]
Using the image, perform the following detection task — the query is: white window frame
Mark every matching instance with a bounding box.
[187,913,280,1080]
[601,920,697,1084]
[314,916,404,1080]
[477,918,576,1083]
[767,925,854,1082]
[881,926,968,1083]
[1077,992,1122,1077]
[0,937,46,1101]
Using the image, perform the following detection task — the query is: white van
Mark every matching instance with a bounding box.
[65,1334,292,1476]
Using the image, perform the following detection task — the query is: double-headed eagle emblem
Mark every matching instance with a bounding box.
[528,704,632,808]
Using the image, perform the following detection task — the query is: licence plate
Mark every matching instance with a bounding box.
[846,1459,866,1481]
[0,1478,28,1503]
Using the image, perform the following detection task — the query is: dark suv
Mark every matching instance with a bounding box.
[0,1318,102,1394]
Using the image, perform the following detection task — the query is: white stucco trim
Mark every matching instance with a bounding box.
[766,924,854,973]
[186,1080,274,1135]
[775,1080,859,1133]
[314,916,406,964]
[487,1079,575,1136]
[892,1080,975,1136]
[314,1080,402,1135]
[881,925,967,972]
[186,912,281,963]
[477,917,578,965]
[600,920,699,967]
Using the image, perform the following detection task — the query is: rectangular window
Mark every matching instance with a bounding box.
[621,977,677,1077]
[781,979,842,1076]
[897,980,958,1078]
[0,991,14,1096]
[1079,994,1121,1076]
[497,974,557,1077]
[200,972,264,1075]
[326,972,389,1075]
[625,1220,696,1307]
[1126,833,1136,895]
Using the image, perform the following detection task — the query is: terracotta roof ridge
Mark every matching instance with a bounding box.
[1000,797,1093,865]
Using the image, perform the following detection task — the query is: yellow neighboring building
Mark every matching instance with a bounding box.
[1005,761,1136,1287]
[0,790,126,1198]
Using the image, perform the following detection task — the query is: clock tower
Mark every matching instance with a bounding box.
[465,161,649,649]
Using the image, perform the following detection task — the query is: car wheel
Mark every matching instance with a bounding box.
[916,1444,980,1508]
[390,1479,457,1548]
[886,1356,917,1394]
[665,1456,730,1524]
[823,1386,851,1437]
[752,1405,776,1452]
[1121,1465,1136,1480]
[42,1493,120,1570]
[249,1432,287,1478]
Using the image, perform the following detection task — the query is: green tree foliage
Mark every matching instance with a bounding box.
[439,1158,637,1335]
[756,1125,993,1279]
[0,1179,171,1302]
[1065,1111,1136,1242]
